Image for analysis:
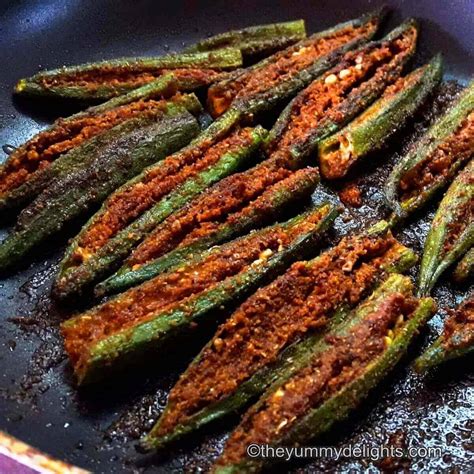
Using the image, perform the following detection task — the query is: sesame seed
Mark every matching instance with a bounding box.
[325,74,337,84]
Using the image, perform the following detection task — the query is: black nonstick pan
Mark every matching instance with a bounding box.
[0,0,472,472]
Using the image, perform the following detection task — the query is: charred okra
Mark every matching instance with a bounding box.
[319,55,442,179]
[184,20,306,60]
[61,204,338,384]
[414,294,473,372]
[98,166,320,295]
[207,9,385,117]
[453,247,474,283]
[0,76,187,213]
[265,20,418,166]
[213,275,435,473]
[54,114,267,298]
[0,98,202,271]
[15,48,242,101]
[418,159,473,296]
[142,227,417,450]
[385,81,474,220]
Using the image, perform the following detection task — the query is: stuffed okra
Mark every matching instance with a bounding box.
[418,159,473,295]
[265,20,418,166]
[54,115,267,298]
[15,48,242,101]
[184,20,306,60]
[0,97,202,271]
[61,204,338,384]
[319,55,442,180]
[0,76,187,212]
[98,166,320,295]
[414,294,474,372]
[142,227,418,450]
[207,9,385,117]
[453,247,474,283]
[53,19,417,296]
[385,81,474,220]
[213,276,435,473]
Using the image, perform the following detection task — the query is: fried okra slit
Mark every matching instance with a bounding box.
[61,205,337,384]
[216,278,435,471]
[318,56,442,179]
[415,294,474,372]
[148,230,416,445]
[207,9,384,117]
[15,49,243,101]
[266,21,418,164]
[385,81,474,219]
[96,165,319,294]
[418,159,474,295]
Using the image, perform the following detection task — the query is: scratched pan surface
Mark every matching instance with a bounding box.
[0,0,473,472]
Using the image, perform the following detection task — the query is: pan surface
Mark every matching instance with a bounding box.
[0,0,473,472]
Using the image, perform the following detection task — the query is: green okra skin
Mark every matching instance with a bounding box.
[184,20,306,59]
[418,159,474,296]
[96,167,320,296]
[62,204,339,385]
[413,294,474,372]
[214,281,436,473]
[319,55,443,180]
[413,333,474,373]
[141,226,417,451]
[14,48,243,101]
[385,81,474,220]
[141,250,418,452]
[265,19,418,163]
[0,78,199,213]
[53,117,265,299]
[0,106,201,272]
[453,246,474,283]
[207,8,386,117]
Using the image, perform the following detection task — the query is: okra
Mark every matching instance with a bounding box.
[414,294,474,372]
[213,277,435,473]
[319,55,442,180]
[15,48,242,101]
[142,227,417,450]
[385,81,474,220]
[53,115,266,299]
[418,159,474,296]
[265,20,418,166]
[184,20,306,59]
[61,204,338,385]
[453,246,474,283]
[207,8,385,117]
[0,76,192,213]
[98,167,320,295]
[0,102,202,271]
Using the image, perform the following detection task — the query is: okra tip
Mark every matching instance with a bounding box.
[412,340,445,373]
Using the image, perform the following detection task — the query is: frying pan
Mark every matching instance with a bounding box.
[0,0,472,472]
